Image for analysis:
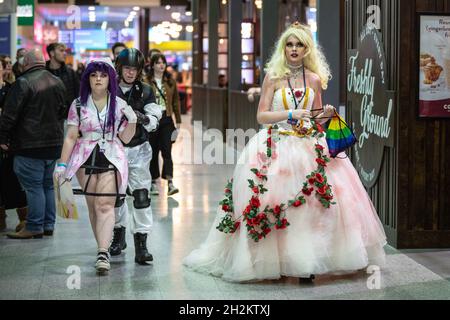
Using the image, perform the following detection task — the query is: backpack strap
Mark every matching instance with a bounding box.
[75,98,82,137]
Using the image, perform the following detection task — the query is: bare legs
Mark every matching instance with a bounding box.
[77,169,120,251]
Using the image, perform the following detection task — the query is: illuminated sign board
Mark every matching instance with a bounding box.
[17,0,34,26]
[74,30,107,52]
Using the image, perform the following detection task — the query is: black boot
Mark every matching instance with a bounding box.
[109,226,127,256]
[299,274,315,284]
[134,233,153,265]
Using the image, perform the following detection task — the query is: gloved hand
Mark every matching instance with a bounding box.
[123,105,137,124]
[54,163,67,181]
[134,110,150,125]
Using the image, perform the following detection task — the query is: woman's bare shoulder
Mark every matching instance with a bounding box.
[305,70,321,90]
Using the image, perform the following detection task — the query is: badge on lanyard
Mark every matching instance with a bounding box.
[99,139,106,154]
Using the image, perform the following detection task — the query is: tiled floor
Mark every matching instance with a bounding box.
[1,113,449,300]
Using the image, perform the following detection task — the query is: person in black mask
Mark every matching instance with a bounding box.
[111,48,162,264]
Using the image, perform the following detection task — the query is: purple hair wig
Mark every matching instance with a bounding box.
[80,61,118,131]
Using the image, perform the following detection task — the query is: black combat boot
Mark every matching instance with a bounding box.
[134,233,153,265]
[109,226,127,256]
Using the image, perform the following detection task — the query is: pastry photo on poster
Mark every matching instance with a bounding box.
[419,15,450,118]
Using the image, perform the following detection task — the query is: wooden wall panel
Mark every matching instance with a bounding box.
[346,0,450,248]
[345,0,398,246]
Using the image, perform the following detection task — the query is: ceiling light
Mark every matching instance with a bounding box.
[101,21,107,30]
[88,6,95,11]
[133,6,140,11]
[165,5,171,10]
[186,25,193,32]
[185,11,192,16]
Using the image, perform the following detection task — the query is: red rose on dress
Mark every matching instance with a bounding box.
[316,158,327,167]
[224,188,231,194]
[267,128,272,135]
[315,173,325,184]
[263,228,272,235]
[250,197,261,208]
[256,172,265,180]
[252,186,259,194]
[315,144,324,151]
[257,213,267,221]
[308,177,316,185]
[295,90,303,98]
[273,205,282,216]
[324,194,333,201]
[244,205,252,215]
[267,137,272,147]
[222,205,230,212]
[316,123,325,133]
[317,185,328,195]
[234,221,241,230]
[277,218,288,229]
[299,127,308,135]
[302,187,314,196]
[258,234,263,240]
[293,200,302,207]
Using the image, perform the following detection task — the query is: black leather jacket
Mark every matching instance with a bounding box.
[118,81,157,148]
[0,66,67,152]
[46,61,80,116]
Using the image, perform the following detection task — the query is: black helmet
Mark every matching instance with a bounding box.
[115,48,145,77]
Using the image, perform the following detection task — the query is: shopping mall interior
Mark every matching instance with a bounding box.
[0,0,449,302]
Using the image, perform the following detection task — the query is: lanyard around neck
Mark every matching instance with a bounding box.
[94,95,109,141]
[287,64,307,110]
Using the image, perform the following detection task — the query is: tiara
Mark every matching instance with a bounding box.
[291,21,302,28]
[290,21,310,30]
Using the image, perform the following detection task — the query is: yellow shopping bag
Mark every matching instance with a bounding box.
[54,177,79,220]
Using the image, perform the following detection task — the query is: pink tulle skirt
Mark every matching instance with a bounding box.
[184,127,387,282]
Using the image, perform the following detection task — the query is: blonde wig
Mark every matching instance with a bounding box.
[265,23,331,90]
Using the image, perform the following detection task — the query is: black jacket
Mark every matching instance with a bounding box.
[46,61,80,116]
[118,81,157,148]
[0,66,67,153]
[0,82,11,109]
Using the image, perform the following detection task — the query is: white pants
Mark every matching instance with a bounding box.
[115,142,153,234]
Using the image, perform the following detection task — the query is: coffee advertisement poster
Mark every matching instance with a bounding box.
[419,15,450,117]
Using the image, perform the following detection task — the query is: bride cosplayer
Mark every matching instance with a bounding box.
[184,22,387,283]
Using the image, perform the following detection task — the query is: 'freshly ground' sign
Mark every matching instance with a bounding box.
[347,26,395,188]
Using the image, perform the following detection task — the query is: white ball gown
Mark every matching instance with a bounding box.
[183,86,387,282]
